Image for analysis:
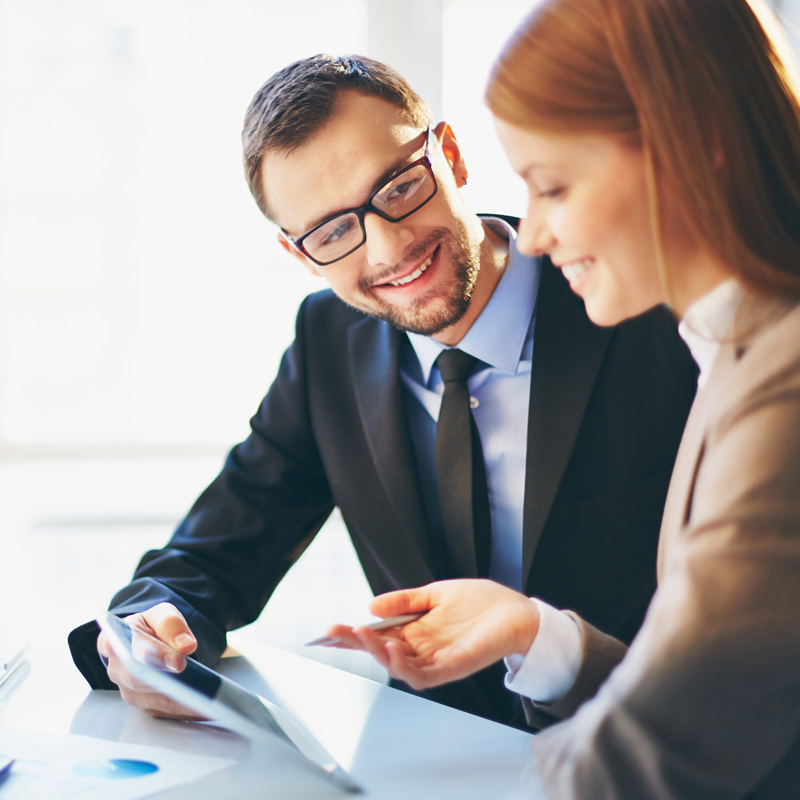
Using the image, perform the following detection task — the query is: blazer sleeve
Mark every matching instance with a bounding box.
[521,613,628,729]
[69,295,336,687]
[529,358,800,798]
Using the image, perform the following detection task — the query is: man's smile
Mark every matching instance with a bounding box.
[388,254,433,286]
[369,243,441,294]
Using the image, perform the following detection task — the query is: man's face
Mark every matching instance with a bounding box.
[262,91,488,341]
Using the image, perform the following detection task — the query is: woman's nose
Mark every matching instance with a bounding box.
[517,211,556,258]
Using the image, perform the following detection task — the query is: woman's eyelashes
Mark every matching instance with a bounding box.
[535,186,565,199]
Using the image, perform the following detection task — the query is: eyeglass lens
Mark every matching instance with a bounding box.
[302,162,435,264]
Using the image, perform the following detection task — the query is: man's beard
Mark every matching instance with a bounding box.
[354,228,481,336]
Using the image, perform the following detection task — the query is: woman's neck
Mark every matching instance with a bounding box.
[669,247,733,320]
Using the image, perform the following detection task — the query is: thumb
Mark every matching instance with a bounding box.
[138,603,198,654]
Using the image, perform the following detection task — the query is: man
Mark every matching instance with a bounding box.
[69,54,696,727]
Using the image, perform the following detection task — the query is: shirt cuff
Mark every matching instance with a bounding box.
[504,598,582,703]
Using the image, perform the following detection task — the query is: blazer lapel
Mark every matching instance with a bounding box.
[521,262,613,584]
[656,391,706,575]
[348,316,437,578]
[656,295,795,575]
[657,342,738,575]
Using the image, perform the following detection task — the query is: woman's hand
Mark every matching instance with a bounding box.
[324,579,540,690]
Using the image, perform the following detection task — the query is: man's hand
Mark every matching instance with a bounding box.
[98,602,205,719]
[324,579,540,690]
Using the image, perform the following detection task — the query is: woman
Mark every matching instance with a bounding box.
[327,0,800,796]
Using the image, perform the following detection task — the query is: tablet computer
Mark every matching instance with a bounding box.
[96,612,361,794]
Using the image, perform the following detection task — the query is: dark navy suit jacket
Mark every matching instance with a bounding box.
[69,246,697,727]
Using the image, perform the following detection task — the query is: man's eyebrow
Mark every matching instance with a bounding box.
[370,153,419,199]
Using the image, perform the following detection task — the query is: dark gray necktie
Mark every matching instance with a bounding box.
[434,349,491,578]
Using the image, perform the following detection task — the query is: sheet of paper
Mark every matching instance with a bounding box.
[0,730,235,799]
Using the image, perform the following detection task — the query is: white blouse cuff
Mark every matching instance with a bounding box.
[504,598,582,703]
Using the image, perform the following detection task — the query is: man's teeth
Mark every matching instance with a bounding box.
[562,259,593,283]
[389,256,433,286]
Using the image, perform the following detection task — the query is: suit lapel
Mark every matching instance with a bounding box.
[657,342,738,575]
[349,317,496,718]
[522,262,613,584]
[348,316,437,578]
[656,295,796,575]
[656,390,706,575]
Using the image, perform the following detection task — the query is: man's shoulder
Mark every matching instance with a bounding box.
[533,258,695,378]
[299,287,368,326]
[297,288,395,346]
[478,212,520,230]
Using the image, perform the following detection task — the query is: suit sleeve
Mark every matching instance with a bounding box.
[521,613,628,729]
[530,367,800,798]
[69,296,335,687]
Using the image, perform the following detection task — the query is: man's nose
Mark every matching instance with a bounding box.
[517,211,556,258]
[362,213,415,267]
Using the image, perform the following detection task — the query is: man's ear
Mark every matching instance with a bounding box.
[277,232,322,276]
[434,121,468,187]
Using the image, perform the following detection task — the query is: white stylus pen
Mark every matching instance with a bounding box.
[305,612,426,647]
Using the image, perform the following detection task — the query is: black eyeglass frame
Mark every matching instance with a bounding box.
[282,126,438,267]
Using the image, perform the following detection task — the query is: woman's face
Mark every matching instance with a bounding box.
[494,119,668,326]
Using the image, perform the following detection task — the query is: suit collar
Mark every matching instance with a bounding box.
[405,222,540,381]
[678,279,743,388]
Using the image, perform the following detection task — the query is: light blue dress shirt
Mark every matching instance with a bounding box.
[399,218,541,590]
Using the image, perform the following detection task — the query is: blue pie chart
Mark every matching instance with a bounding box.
[73,759,159,779]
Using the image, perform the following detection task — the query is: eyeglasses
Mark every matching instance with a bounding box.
[283,126,438,267]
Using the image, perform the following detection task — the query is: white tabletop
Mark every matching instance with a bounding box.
[0,629,546,799]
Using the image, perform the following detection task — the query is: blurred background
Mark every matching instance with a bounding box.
[1,0,799,680]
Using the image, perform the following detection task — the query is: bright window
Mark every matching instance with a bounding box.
[0,0,366,452]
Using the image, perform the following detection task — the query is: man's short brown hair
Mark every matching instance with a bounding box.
[242,54,432,219]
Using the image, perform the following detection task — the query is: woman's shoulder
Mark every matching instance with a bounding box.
[710,297,800,429]
[689,298,800,532]
[738,298,800,383]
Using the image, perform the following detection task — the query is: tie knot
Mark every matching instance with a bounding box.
[436,349,481,383]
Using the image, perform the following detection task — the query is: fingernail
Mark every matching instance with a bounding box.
[165,653,181,672]
[175,633,195,649]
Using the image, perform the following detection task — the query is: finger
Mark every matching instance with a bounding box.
[98,633,144,685]
[383,640,446,690]
[353,626,393,671]
[117,683,206,720]
[137,603,197,654]
[369,585,434,618]
[97,631,112,661]
[322,625,364,650]
[105,653,166,694]
[323,624,405,650]
[106,649,205,720]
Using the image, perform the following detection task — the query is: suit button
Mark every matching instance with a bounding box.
[470,397,479,409]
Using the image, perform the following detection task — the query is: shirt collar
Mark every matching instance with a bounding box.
[406,218,540,384]
[678,278,743,386]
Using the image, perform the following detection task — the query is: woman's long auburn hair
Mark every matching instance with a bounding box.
[486,0,800,302]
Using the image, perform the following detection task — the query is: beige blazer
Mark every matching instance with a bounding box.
[527,296,800,799]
